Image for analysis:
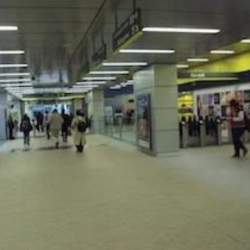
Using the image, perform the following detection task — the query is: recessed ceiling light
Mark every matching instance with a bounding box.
[0,50,24,55]
[120,49,175,54]
[0,26,18,31]
[241,39,250,43]
[0,78,31,83]
[143,27,220,34]
[210,50,235,54]
[89,71,129,75]
[102,62,148,66]
[0,72,30,77]
[83,77,117,81]
[0,64,28,68]
[177,64,189,69]
[187,58,209,62]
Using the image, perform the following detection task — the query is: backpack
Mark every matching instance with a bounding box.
[77,120,87,133]
[21,120,31,132]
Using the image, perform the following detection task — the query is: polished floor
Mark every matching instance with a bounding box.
[0,135,250,250]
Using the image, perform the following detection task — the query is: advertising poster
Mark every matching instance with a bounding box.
[208,94,214,105]
[214,93,220,105]
[136,94,152,150]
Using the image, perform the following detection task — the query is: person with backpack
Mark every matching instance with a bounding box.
[72,110,88,153]
[20,114,33,150]
[230,100,248,158]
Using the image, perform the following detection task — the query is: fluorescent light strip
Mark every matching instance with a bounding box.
[0,50,24,55]
[0,72,30,77]
[177,64,189,69]
[0,64,28,68]
[187,58,209,62]
[74,85,99,88]
[0,26,18,31]
[143,27,220,34]
[1,83,32,87]
[120,49,175,54]
[83,77,117,81]
[241,39,250,43]
[110,85,122,90]
[76,81,106,85]
[210,50,235,54]
[0,78,31,83]
[102,62,148,66]
[90,71,129,75]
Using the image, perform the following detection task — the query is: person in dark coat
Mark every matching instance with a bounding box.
[61,109,71,143]
[20,114,33,150]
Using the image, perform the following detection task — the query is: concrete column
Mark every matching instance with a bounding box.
[134,65,179,156]
[0,90,7,140]
[92,89,105,134]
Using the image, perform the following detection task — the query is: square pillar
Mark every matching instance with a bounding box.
[92,89,105,134]
[134,65,179,156]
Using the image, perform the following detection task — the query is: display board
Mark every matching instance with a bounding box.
[136,94,152,150]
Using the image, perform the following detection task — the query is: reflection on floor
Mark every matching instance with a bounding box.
[0,135,250,250]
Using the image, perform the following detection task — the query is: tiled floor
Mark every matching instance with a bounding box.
[0,135,249,250]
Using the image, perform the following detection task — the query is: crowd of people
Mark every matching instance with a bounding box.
[8,109,89,153]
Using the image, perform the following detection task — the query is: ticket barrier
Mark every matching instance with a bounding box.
[180,118,222,148]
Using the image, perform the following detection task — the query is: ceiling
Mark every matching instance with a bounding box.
[1,0,250,98]
[0,0,104,82]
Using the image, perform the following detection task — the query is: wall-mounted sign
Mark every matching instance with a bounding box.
[136,94,152,151]
[92,43,107,67]
[69,42,90,83]
[79,44,90,75]
[112,8,142,52]
[178,72,238,79]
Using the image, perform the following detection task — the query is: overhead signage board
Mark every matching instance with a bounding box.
[112,8,142,52]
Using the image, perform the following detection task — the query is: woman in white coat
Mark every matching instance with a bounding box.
[72,110,87,153]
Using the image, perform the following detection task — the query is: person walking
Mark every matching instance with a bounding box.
[44,110,51,139]
[230,100,248,158]
[49,109,63,149]
[7,114,15,140]
[20,114,33,150]
[72,110,87,153]
[61,109,71,143]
